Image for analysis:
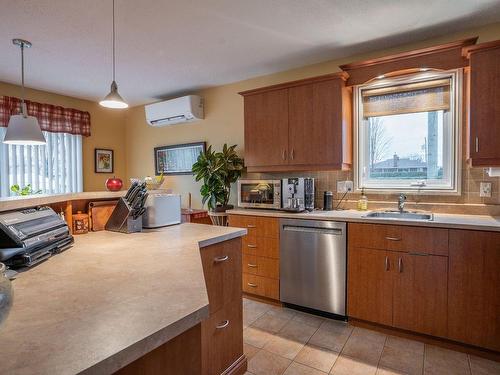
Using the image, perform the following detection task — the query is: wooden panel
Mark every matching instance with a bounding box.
[255,216,279,239]
[181,209,212,225]
[448,230,500,351]
[468,43,500,166]
[201,299,243,375]
[347,247,394,326]
[200,238,242,314]
[339,37,477,86]
[243,273,279,300]
[288,83,314,165]
[228,215,257,237]
[348,223,449,255]
[243,89,289,167]
[115,323,201,375]
[393,254,448,337]
[243,254,279,279]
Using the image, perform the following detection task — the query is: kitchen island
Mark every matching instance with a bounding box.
[0,223,246,375]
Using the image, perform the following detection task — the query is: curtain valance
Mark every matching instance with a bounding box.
[0,96,91,136]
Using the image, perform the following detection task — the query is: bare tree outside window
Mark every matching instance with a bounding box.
[368,117,392,170]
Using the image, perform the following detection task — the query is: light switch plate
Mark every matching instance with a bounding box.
[480,182,492,197]
[337,180,354,193]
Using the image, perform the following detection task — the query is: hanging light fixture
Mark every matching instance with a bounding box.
[100,0,128,109]
[4,39,46,145]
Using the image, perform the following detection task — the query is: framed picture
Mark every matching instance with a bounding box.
[95,148,114,173]
[154,142,206,176]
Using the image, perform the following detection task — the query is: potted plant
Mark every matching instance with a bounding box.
[192,144,244,224]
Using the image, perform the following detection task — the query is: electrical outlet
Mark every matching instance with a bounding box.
[337,180,354,193]
[480,182,492,197]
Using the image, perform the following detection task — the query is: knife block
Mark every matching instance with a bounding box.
[105,198,142,234]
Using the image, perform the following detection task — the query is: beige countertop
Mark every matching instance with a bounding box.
[0,191,127,212]
[0,223,246,375]
[228,208,500,232]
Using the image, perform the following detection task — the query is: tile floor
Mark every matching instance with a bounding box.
[242,298,500,375]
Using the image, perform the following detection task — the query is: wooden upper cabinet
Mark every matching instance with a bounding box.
[243,89,289,167]
[448,229,500,351]
[240,73,351,172]
[464,40,500,166]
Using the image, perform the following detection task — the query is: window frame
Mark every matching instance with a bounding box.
[353,69,463,195]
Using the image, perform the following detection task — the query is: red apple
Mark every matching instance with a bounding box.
[105,177,123,191]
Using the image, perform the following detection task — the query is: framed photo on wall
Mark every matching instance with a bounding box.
[154,142,206,176]
[95,148,114,173]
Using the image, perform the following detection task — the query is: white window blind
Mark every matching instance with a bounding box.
[0,128,83,197]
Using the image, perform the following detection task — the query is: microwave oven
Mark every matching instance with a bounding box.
[237,179,282,209]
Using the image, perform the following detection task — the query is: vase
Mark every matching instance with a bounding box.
[0,263,12,327]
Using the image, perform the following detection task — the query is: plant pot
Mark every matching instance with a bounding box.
[0,263,12,328]
[213,204,234,213]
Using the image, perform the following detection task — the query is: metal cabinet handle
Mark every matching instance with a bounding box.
[247,244,257,248]
[385,256,389,271]
[247,282,257,287]
[475,137,479,153]
[385,236,401,241]
[398,257,403,273]
[247,263,257,268]
[214,255,229,263]
[282,149,287,160]
[216,320,230,329]
[247,225,256,228]
[291,149,295,160]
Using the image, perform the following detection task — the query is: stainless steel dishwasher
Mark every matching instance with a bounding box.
[280,218,346,317]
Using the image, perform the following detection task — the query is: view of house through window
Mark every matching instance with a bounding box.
[356,71,460,193]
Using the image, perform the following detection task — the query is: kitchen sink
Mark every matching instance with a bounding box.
[365,210,433,221]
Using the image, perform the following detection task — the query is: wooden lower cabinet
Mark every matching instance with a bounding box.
[229,214,280,301]
[448,229,500,351]
[393,253,448,337]
[200,238,246,375]
[348,247,394,326]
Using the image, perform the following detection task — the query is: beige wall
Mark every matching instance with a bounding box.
[125,22,500,210]
[0,82,126,191]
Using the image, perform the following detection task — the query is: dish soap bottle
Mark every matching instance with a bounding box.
[357,188,368,211]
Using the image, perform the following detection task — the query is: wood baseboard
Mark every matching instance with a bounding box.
[222,355,247,375]
[350,319,500,362]
[243,292,282,306]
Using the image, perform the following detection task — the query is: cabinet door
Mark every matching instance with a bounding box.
[448,230,500,351]
[393,254,448,337]
[288,79,345,166]
[244,89,289,167]
[348,247,394,326]
[469,46,500,166]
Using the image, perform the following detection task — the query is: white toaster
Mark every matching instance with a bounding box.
[142,193,181,228]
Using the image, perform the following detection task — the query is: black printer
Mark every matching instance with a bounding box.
[0,206,73,268]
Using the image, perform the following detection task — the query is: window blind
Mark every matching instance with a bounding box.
[361,78,451,117]
[0,128,83,197]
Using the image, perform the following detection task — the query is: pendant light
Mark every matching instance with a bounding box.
[100,0,128,109]
[3,39,46,145]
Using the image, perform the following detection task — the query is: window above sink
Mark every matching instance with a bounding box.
[354,70,462,194]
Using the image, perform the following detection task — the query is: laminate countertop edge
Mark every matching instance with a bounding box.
[227,209,500,232]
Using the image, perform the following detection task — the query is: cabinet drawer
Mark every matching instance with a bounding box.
[243,254,280,279]
[243,273,279,300]
[201,299,243,375]
[349,223,448,256]
[229,215,279,239]
[200,238,242,314]
[243,236,279,259]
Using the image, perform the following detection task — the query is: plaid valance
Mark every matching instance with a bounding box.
[0,96,91,137]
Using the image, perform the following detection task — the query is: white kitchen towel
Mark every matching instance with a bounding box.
[486,168,500,177]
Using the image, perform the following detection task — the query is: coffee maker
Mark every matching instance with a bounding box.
[281,178,315,212]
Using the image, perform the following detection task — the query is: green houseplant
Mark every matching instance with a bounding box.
[192,144,244,212]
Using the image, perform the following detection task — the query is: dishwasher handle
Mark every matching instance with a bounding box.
[282,225,343,236]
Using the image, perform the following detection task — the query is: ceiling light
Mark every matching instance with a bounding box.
[3,39,46,145]
[100,0,128,109]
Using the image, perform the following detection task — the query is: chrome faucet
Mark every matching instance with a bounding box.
[398,193,407,213]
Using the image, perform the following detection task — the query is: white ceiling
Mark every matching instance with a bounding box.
[1,0,500,106]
